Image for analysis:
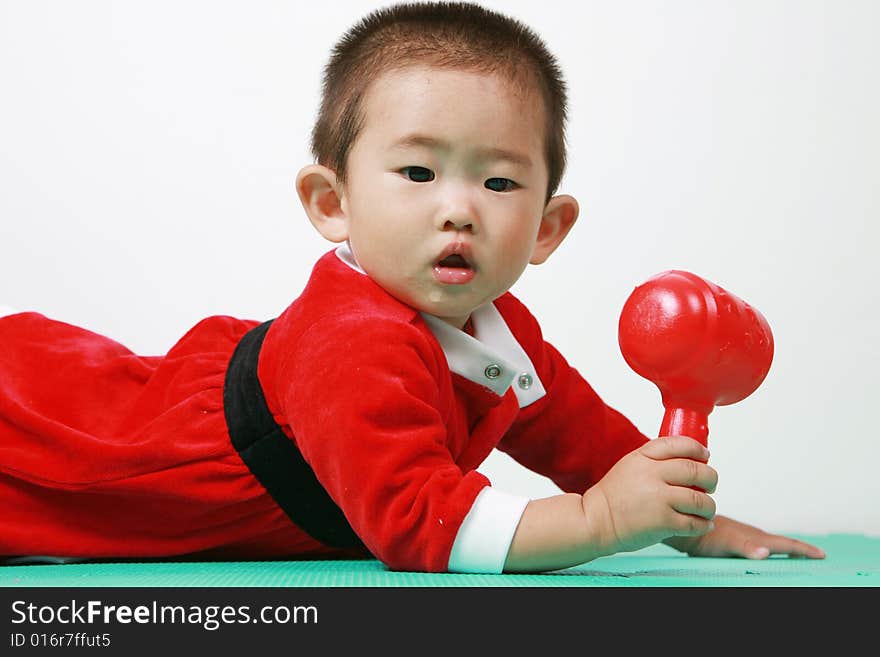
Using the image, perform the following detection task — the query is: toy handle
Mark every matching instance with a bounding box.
[660,407,709,447]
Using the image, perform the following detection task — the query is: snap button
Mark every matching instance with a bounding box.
[518,373,533,390]
[484,364,503,380]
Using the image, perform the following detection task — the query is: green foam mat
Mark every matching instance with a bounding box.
[1,534,875,587]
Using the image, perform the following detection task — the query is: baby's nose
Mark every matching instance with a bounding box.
[436,182,479,233]
[441,217,474,232]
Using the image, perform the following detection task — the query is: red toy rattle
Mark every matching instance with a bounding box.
[618,271,774,447]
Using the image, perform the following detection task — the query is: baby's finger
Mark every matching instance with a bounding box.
[641,435,710,463]
[668,513,715,538]
[753,534,827,560]
[662,458,719,493]
[669,486,716,521]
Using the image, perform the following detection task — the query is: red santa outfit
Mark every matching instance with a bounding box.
[0,246,648,572]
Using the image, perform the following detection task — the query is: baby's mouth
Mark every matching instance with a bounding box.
[436,253,471,269]
[433,247,476,285]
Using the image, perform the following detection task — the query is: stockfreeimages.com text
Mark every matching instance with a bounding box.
[11,599,317,631]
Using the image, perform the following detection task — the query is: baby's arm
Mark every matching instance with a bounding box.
[503,436,717,572]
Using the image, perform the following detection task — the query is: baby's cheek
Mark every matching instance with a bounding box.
[497,231,534,266]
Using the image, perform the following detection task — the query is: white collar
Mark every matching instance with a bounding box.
[335,243,546,408]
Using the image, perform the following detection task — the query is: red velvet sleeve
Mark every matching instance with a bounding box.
[266,314,490,573]
[494,295,651,494]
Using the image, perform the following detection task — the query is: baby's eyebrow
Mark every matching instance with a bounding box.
[390,134,532,168]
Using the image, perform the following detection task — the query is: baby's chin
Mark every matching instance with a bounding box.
[420,296,490,329]
[379,287,472,327]
[366,269,496,325]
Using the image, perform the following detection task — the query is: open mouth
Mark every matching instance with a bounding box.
[437,253,471,269]
[433,246,476,285]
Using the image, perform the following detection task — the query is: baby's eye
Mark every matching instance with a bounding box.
[485,177,518,193]
[400,166,435,183]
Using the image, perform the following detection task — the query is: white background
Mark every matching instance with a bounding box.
[1,0,877,538]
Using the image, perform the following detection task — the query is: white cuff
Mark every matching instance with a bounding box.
[447,486,530,574]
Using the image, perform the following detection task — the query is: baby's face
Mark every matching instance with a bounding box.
[339,66,551,328]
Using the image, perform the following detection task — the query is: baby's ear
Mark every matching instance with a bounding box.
[530,194,579,264]
[295,165,349,242]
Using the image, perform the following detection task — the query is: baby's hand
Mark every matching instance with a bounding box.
[583,436,718,555]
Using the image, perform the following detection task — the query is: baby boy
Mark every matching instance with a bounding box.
[0,1,824,571]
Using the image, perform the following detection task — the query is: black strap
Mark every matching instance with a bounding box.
[223,320,365,550]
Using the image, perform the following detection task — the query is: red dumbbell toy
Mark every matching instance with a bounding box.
[618,271,774,447]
